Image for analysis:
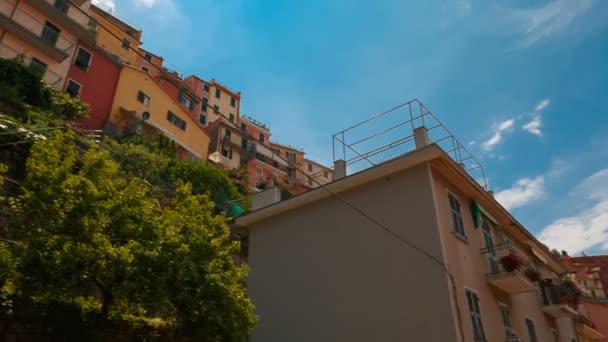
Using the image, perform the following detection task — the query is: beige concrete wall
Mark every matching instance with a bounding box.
[430,170,577,342]
[0,0,79,88]
[247,163,459,342]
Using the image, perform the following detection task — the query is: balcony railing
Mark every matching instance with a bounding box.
[483,242,537,294]
[0,44,63,88]
[0,1,76,61]
[540,282,579,318]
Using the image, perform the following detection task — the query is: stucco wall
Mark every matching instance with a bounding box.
[67,42,120,130]
[247,163,458,342]
[109,67,210,160]
[91,8,140,65]
[430,170,576,342]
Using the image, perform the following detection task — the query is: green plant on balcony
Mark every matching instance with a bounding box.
[558,280,583,307]
[523,268,541,282]
[499,253,524,272]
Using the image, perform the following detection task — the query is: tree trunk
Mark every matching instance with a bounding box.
[101,288,113,316]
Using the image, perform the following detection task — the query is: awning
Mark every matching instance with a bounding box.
[470,200,497,228]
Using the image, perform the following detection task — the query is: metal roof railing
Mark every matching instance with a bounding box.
[332,99,488,189]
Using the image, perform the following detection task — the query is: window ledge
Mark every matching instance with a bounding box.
[452,231,469,244]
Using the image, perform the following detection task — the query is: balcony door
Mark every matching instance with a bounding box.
[482,219,499,273]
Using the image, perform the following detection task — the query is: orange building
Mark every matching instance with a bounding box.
[0,0,97,88]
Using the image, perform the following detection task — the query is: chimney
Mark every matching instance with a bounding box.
[414,127,430,149]
[334,160,346,180]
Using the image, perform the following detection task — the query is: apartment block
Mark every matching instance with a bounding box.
[569,255,608,298]
[66,41,121,130]
[89,4,141,65]
[0,0,96,88]
[236,103,604,342]
[302,158,333,188]
[106,65,210,160]
[206,78,241,124]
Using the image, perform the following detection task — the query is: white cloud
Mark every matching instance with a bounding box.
[539,168,608,254]
[535,98,550,112]
[482,118,514,151]
[495,176,545,210]
[91,0,115,10]
[512,0,594,47]
[135,0,156,8]
[523,116,542,136]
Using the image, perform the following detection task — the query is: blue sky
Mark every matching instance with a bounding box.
[93,0,608,256]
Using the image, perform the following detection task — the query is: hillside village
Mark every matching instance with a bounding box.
[0,0,607,341]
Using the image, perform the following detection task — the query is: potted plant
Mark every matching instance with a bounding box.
[524,268,541,282]
[558,280,583,307]
[500,253,524,272]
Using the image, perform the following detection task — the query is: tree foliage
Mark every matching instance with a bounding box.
[3,132,256,339]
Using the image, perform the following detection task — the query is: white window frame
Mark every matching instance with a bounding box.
[448,191,466,239]
[498,302,514,338]
[65,79,82,97]
[137,90,150,107]
[74,46,93,72]
[464,288,486,342]
[525,318,538,342]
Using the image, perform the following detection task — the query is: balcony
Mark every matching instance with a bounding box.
[540,284,578,318]
[23,0,97,45]
[0,1,75,61]
[0,43,63,87]
[484,243,537,294]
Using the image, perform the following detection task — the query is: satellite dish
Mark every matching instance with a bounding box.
[135,124,143,135]
[142,111,150,120]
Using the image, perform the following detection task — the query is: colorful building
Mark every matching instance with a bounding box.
[135,47,163,77]
[65,40,121,130]
[106,65,210,160]
[579,299,608,342]
[568,255,608,300]
[565,257,606,299]
[269,141,307,193]
[206,78,241,124]
[0,0,97,88]
[301,158,333,189]
[237,127,604,342]
[89,3,140,65]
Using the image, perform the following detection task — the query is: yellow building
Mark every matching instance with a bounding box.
[107,65,210,160]
[90,4,140,65]
[0,0,96,88]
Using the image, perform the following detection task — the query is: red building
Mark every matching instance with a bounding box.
[65,41,121,130]
[571,255,608,296]
[580,299,608,342]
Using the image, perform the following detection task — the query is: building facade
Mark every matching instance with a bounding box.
[236,130,604,342]
[89,4,140,65]
[106,65,210,160]
[65,40,121,130]
[0,0,96,88]
[569,255,608,299]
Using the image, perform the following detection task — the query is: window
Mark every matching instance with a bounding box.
[144,53,152,62]
[308,178,313,186]
[121,39,130,50]
[240,123,247,131]
[141,66,149,72]
[308,163,313,172]
[65,80,80,97]
[241,138,248,149]
[201,97,208,112]
[324,171,329,178]
[54,0,69,13]
[259,133,265,143]
[137,91,150,106]
[273,161,279,168]
[525,319,537,342]
[88,18,98,30]
[256,168,261,176]
[465,290,486,342]
[199,114,206,125]
[229,113,235,122]
[203,84,210,92]
[221,147,233,160]
[178,92,190,108]
[166,111,186,130]
[74,48,92,71]
[215,89,221,99]
[225,129,231,140]
[448,193,466,238]
[213,105,219,114]
[41,22,60,46]
[29,58,47,75]
[287,168,295,177]
[230,97,236,107]
[499,304,514,338]
[286,152,296,162]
